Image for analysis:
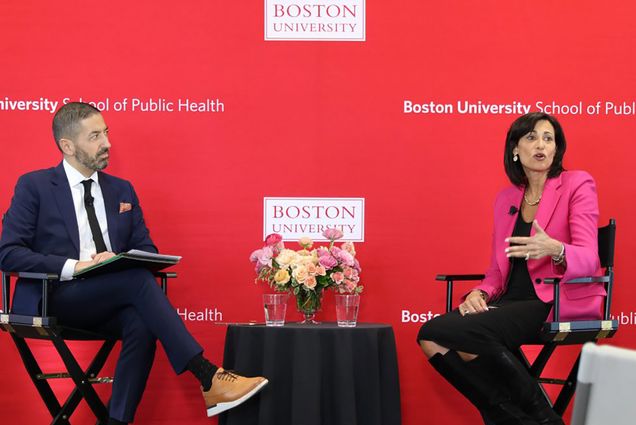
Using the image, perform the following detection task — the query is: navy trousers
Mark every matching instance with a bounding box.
[49,268,203,422]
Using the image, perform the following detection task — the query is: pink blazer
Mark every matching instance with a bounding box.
[472,170,605,321]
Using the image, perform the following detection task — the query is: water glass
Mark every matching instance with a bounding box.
[335,294,360,327]
[263,293,288,326]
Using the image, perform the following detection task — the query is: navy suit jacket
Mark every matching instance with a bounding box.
[0,162,157,315]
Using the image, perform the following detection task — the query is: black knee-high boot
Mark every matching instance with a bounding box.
[480,351,564,425]
[429,351,537,425]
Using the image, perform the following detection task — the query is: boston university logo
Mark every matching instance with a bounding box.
[264,0,366,41]
[263,197,365,241]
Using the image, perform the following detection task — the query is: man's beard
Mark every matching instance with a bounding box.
[75,146,109,171]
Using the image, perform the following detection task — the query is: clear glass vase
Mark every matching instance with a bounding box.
[296,289,323,324]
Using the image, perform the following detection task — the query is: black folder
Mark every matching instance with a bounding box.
[73,250,181,279]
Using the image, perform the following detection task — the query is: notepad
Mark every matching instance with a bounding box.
[72,249,181,278]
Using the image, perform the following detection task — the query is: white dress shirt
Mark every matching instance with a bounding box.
[60,160,113,280]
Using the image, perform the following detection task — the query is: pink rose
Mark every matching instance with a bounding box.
[343,267,359,281]
[344,279,357,293]
[318,254,338,270]
[322,228,344,241]
[341,242,356,255]
[335,250,355,267]
[317,247,330,257]
[304,275,317,289]
[331,271,344,284]
[292,265,309,283]
[315,265,327,276]
[343,266,354,279]
[249,249,260,264]
[249,246,274,272]
[353,259,362,273]
[265,233,283,246]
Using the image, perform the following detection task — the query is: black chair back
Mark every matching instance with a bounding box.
[598,218,616,269]
[598,219,616,321]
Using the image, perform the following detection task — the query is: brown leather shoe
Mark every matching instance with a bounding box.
[202,368,268,417]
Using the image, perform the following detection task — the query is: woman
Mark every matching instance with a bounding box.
[417,112,604,425]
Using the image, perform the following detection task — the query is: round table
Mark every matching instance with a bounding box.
[219,322,402,425]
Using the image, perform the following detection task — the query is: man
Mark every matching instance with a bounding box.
[0,102,267,424]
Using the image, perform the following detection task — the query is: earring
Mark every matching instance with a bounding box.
[513,154,518,162]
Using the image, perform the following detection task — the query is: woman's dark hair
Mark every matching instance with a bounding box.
[503,112,566,186]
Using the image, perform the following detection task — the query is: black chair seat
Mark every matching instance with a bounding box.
[540,320,619,344]
[1,314,118,340]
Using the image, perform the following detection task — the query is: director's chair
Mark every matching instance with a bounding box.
[435,218,618,423]
[0,270,176,425]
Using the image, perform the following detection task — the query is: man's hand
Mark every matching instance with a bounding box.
[92,251,116,263]
[74,252,116,273]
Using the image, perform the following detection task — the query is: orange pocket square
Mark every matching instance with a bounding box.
[119,202,132,213]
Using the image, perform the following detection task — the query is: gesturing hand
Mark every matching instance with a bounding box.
[505,220,563,260]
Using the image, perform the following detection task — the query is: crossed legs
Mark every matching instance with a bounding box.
[420,339,477,361]
[50,268,203,422]
[419,339,563,425]
[100,307,157,422]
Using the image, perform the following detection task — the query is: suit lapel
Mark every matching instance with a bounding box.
[533,175,562,235]
[51,163,80,254]
[99,173,119,252]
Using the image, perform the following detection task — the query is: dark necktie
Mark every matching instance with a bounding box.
[81,179,108,253]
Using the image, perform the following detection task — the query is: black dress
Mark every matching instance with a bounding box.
[417,212,552,354]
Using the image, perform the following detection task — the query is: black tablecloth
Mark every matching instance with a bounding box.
[219,323,401,425]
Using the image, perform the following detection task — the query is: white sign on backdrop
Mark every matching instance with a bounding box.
[264,0,366,41]
[263,197,365,241]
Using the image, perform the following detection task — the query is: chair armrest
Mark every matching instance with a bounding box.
[8,271,59,280]
[542,275,612,322]
[542,276,610,285]
[435,274,485,313]
[542,277,561,285]
[153,271,177,279]
[2,271,58,318]
[153,271,178,295]
[435,274,485,281]
[563,276,610,284]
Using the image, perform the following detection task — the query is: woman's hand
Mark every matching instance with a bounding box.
[505,220,563,260]
[458,290,489,316]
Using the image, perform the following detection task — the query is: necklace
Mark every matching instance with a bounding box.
[523,192,541,206]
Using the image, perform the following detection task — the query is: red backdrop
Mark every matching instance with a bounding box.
[1,1,635,424]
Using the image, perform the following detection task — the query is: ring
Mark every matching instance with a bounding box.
[525,252,530,260]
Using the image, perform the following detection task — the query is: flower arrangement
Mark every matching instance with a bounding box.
[249,229,362,323]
